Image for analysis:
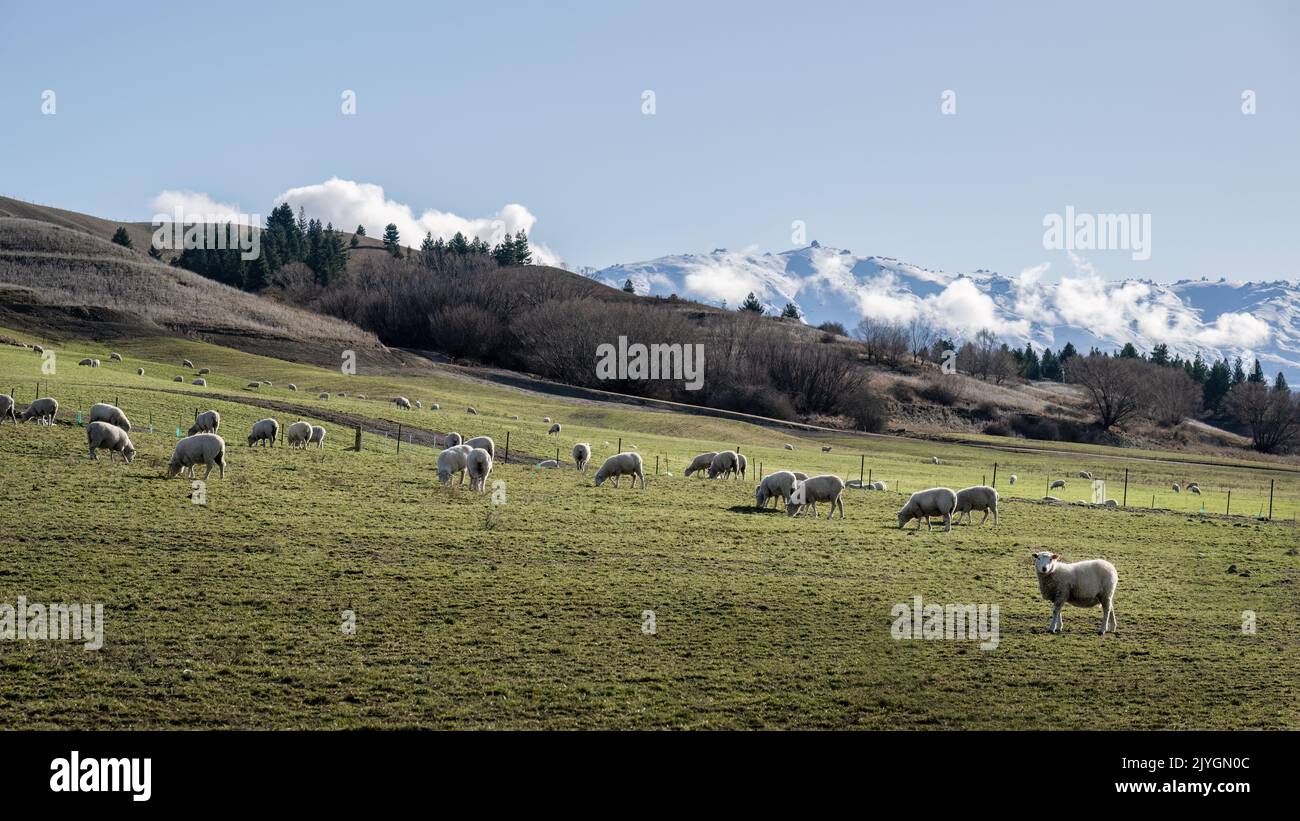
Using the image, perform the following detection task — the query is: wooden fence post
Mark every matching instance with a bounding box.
[504,431,510,464]
[396,423,401,454]
[992,463,998,487]
[1268,479,1274,520]
[859,455,864,486]
[1122,469,1129,507]
[354,425,362,451]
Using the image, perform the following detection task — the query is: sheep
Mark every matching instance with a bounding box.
[1009,474,1017,485]
[821,446,832,453]
[318,392,330,400]
[954,485,999,526]
[755,471,800,510]
[89,402,131,433]
[509,414,518,420]
[543,417,551,423]
[896,487,958,532]
[32,344,43,354]
[442,432,463,448]
[572,443,591,471]
[136,368,145,376]
[466,447,493,492]
[109,352,123,362]
[393,396,411,410]
[736,453,747,480]
[173,376,184,382]
[338,392,347,398]
[1103,499,1119,509]
[310,425,327,449]
[247,382,262,390]
[1049,479,1066,490]
[285,421,313,449]
[192,378,207,386]
[1078,471,1093,480]
[288,384,298,392]
[188,409,220,436]
[594,453,644,489]
[20,397,58,425]
[415,400,422,410]
[787,475,846,519]
[535,459,559,469]
[684,452,717,477]
[464,435,495,458]
[247,418,280,447]
[0,394,16,424]
[78,358,94,367]
[870,480,887,491]
[261,381,273,387]
[1042,495,1062,503]
[783,443,794,451]
[1032,552,1118,635]
[198,368,211,375]
[707,450,739,479]
[1172,482,1180,493]
[86,420,135,463]
[467,407,478,415]
[168,433,226,480]
[430,403,440,410]
[548,422,561,435]
[792,471,809,481]
[182,359,194,368]
[437,444,473,485]
[931,456,939,464]
[1188,484,1201,496]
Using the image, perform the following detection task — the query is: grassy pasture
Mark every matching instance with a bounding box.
[0,334,1297,729]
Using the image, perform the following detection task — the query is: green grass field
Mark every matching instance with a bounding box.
[1,333,1297,729]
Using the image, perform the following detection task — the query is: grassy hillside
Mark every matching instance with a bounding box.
[1,331,1297,729]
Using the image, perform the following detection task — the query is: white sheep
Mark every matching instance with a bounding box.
[1032,552,1118,635]
[1188,484,1201,496]
[684,452,717,477]
[78,358,94,367]
[1049,479,1066,490]
[548,422,561,435]
[736,453,747,480]
[0,394,16,424]
[954,485,999,526]
[931,456,939,464]
[247,418,279,447]
[430,403,440,410]
[1078,471,1093,480]
[1103,499,1119,509]
[755,471,799,510]
[594,453,644,489]
[1042,495,1062,503]
[188,409,220,436]
[792,471,809,481]
[92,359,101,367]
[466,407,478,415]
[109,352,122,362]
[308,425,326,449]
[896,487,958,532]
[89,402,132,432]
[87,420,135,463]
[199,368,211,375]
[288,384,298,392]
[870,480,887,491]
[285,421,313,449]
[1009,474,1017,485]
[173,376,184,382]
[464,435,495,458]
[247,382,262,390]
[136,368,145,376]
[707,450,739,479]
[393,396,411,410]
[437,444,473,485]
[466,448,493,492]
[192,378,207,386]
[543,416,551,423]
[168,433,226,480]
[783,443,794,451]
[821,446,832,453]
[442,432,463,448]
[510,414,518,420]
[20,397,58,424]
[338,392,347,398]
[787,475,846,519]
[415,400,422,410]
[182,359,194,368]
[318,392,330,400]
[572,443,591,471]
[32,344,43,354]
[535,459,559,469]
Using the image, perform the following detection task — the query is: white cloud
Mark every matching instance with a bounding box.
[923,277,1029,337]
[150,190,256,226]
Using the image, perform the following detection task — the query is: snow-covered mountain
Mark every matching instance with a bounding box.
[595,243,1300,384]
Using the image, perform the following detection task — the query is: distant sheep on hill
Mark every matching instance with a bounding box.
[466,407,478,415]
[199,368,211,375]
[192,378,207,386]
[684,452,717,477]
[182,359,193,368]
[548,423,561,435]
[1049,479,1066,490]
[109,352,122,362]
[310,425,327,449]
[393,397,411,410]
[137,368,145,376]
[173,376,184,382]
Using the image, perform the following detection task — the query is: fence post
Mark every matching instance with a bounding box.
[618,437,622,453]
[1122,469,1129,507]
[859,455,864,486]
[1226,490,1231,516]
[655,456,659,475]
[396,423,401,454]
[1268,479,1274,520]
[556,446,560,463]
[504,431,510,464]
[992,463,998,487]
[354,425,362,451]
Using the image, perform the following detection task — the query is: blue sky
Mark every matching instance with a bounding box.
[1,0,1296,280]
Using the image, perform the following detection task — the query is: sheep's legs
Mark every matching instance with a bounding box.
[1049,604,1063,633]
[942,513,952,532]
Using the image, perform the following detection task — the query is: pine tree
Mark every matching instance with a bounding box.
[111,227,133,249]
[1040,348,1061,381]
[492,238,517,267]
[420,232,438,268]
[1232,357,1246,385]
[147,244,163,260]
[1021,342,1041,379]
[355,224,366,237]
[1275,372,1289,392]
[780,302,800,319]
[511,231,532,266]
[448,232,469,255]
[382,223,402,257]
[623,279,635,293]
[1119,342,1140,359]
[1203,359,1233,410]
[245,253,272,291]
[1248,359,1266,383]
[1150,343,1170,366]
[739,292,764,313]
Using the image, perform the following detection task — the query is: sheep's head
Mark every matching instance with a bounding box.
[1032,552,1060,574]
[754,485,767,509]
[593,470,607,487]
[122,443,136,463]
[896,504,912,528]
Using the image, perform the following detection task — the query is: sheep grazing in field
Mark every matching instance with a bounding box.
[358,394,367,400]
[78,358,94,367]
[543,417,551,423]
[548,422,561,435]
[572,443,591,471]
[437,444,473,485]
[89,402,131,433]
[466,407,478,415]
[198,368,211,375]
[1049,479,1066,490]
[192,378,207,387]
[821,446,832,453]
[870,480,887,491]
[32,344,43,354]
[109,352,123,362]
[20,397,58,425]
[86,420,135,463]
[594,453,645,489]
[464,435,495,458]
[1078,470,1092,480]
[535,459,559,469]
[247,418,280,447]
[708,450,739,479]
[1103,499,1119,509]
[247,382,261,390]
[318,392,330,400]
[783,443,794,451]
[173,376,184,382]
[430,403,440,410]
[168,433,226,480]
[182,359,194,368]
[442,432,463,448]
[755,471,800,510]
[415,400,422,410]
[310,425,327,449]
[1188,484,1201,496]
[338,393,347,398]
[466,448,493,492]
[0,394,17,424]
[1172,482,1180,493]
[285,421,313,449]
[1032,552,1118,635]
[1009,474,1017,485]
[931,456,939,464]
[188,410,220,436]
[684,452,717,477]
[509,414,518,420]
[896,487,958,532]
[787,475,846,519]
[736,453,747,480]
[137,368,145,376]
[288,384,297,392]
[954,485,999,526]
[92,359,101,367]
[393,396,411,410]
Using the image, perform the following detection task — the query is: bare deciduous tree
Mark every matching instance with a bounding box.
[1228,381,1300,453]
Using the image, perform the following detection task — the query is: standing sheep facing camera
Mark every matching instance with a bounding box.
[285,421,313,449]
[684,452,717,477]
[168,433,226,480]
[437,444,473,485]
[1033,552,1118,635]
[954,485,999,526]
[548,422,561,435]
[20,397,58,425]
[897,487,958,532]
[594,453,644,488]
[188,409,220,436]
[310,425,327,449]
[86,420,135,463]
[247,418,279,447]
[442,432,463,448]
[572,442,591,471]
[787,475,846,519]
[466,448,493,492]
[136,368,145,376]
[464,435,494,458]
[0,394,17,424]
[707,450,739,479]
[89,403,132,432]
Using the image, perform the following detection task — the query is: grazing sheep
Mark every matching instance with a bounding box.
[870,480,887,491]
[188,409,220,436]
[20,397,58,425]
[464,435,495,458]
[1188,484,1201,496]
[192,378,207,386]
[535,459,559,469]
[86,420,135,463]
[437,444,473,485]
[89,402,132,432]
[896,487,959,532]
[318,392,330,400]
[821,446,832,453]
[338,393,347,398]
[466,407,478,415]
[93,359,101,367]
[415,400,422,410]
[466,448,493,492]
[755,471,800,510]
[310,425,327,449]
[358,394,368,400]
[684,452,718,477]
[173,376,184,382]
[736,453,747,480]
[182,359,194,368]
[1172,482,1180,493]
[954,485,999,526]
[707,450,739,479]
[1049,479,1066,490]
[548,422,561,435]
[168,433,226,480]
[1009,474,1017,485]
[247,418,280,447]
[931,456,939,464]
[572,443,591,471]
[0,394,16,424]
[783,443,794,451]
[1103,499,1119,509]
[199,368,211,375]
[109,352,123,362]
[430,403,440,410]
[1032,552,1118,635]
[285,421,313,449]
[787,475,846,519]
[32,344,43,354]
[247,382,262,390]
[78,358,94,367]
[393,396,411,410]
[792,471,809,481]
[288,384,297,391]
[442,432,463,448]
[137,368,145,376]
[594,453,645,489]
[1078,471,1093,480]
[543,417,551,423]
[509,414,518,420]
